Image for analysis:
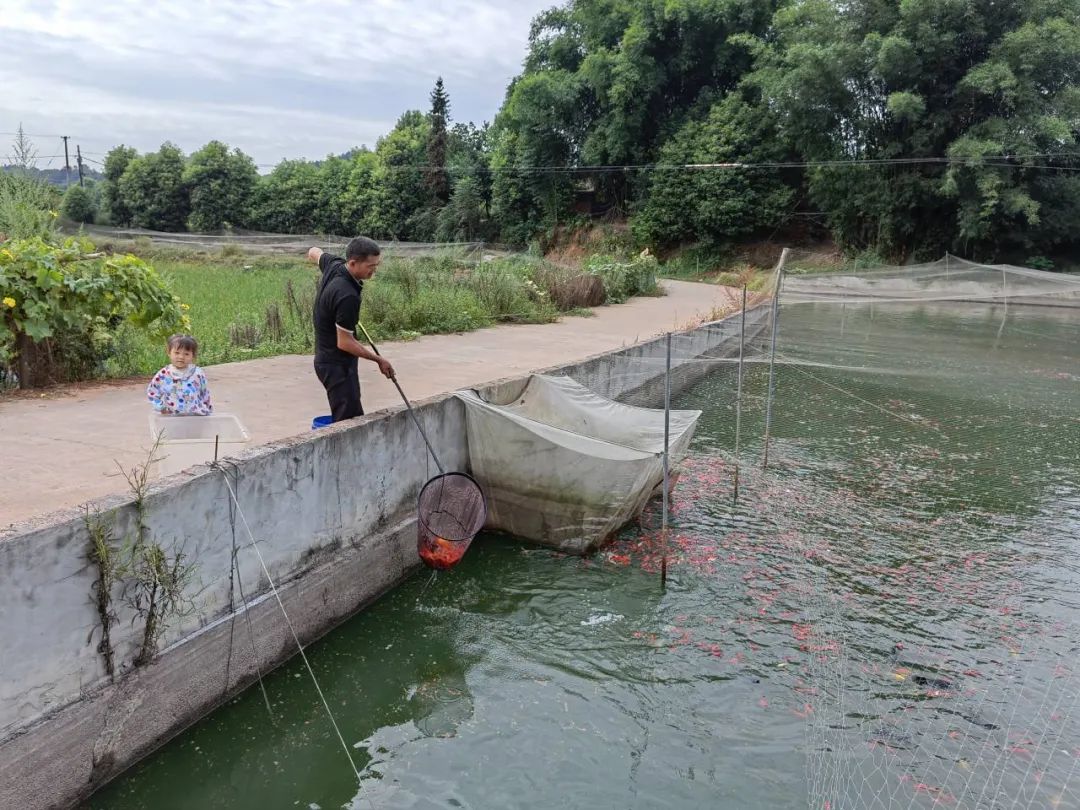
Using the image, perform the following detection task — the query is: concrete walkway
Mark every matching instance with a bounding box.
[2,280,734,528]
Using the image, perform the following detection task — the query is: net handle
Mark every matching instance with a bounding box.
[357,322,444,474]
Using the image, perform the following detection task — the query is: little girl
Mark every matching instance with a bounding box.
[147,334,213,415]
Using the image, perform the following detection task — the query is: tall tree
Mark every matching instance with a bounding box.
[375,110,431,239]
[250,159,322,233]
[449,121,494,216]
[102,145,138,226]
[183,141,259,231]
[313,154,355,235]
[118,143,189,231]
[492,0,778,242]
[633,94,794,248]
[744,0,1080,259]
[340,149,384,236]
[426,77,451,205]
[437,175,485,241]
[11,124,38,169]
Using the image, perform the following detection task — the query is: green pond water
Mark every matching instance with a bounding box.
[90,302,1080,810]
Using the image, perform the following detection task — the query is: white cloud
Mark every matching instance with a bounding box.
[0,0,553,165]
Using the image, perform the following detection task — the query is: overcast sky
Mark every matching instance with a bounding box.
[1,0,554,170]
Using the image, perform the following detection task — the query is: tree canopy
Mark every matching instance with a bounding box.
[91,7,1080,261]
[183,141,259,231]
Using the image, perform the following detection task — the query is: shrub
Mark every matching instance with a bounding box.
[402,285,489,334]
[0,173,59,240]
[531,263,606,309]
[0,237,188,387]
[464,260,557,323]
[585,252,660,304]
[61,184,97,224]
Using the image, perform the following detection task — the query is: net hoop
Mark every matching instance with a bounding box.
[416,471,487,544]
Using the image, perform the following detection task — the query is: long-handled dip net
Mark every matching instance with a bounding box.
[356,324,487,571]
[416,472,488,570]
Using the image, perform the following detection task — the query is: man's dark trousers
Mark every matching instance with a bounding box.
[315,360,363,421]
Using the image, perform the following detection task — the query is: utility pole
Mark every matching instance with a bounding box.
[76,145,85,186]
[61,136,71,187]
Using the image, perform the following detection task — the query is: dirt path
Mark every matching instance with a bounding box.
[1,280,734,529]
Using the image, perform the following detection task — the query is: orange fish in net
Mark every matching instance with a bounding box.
[415,472,486,571]
[418,533,472,570]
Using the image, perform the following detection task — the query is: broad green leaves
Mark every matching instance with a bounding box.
[0,238,188,385]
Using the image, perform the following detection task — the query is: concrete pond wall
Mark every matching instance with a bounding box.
[0,306,769,810]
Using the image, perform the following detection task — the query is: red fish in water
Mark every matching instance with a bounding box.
[418,533,472,570]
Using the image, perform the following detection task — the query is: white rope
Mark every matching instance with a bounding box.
[217,469,361,781]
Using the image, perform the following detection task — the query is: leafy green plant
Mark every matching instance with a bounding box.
[1026,255,1055,272]
[585,252,660,304]
[115,441,199,668]
[85,508,125,681]
[0,237,189,387]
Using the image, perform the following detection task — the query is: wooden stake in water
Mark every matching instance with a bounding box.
[661,332,671,588]
[763,249,789,470]
[733,285,747,504]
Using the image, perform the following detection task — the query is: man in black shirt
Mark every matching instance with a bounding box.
[306,236,395,422]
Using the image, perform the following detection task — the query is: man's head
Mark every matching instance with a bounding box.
[345,236,381,281]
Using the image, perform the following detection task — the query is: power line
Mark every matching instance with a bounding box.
[8,149,1080,175]
[6,123,1072,173]
[474,153,1079,173]
[0,154,70,160]
[0,130,70,138]
[247,153,1078,174]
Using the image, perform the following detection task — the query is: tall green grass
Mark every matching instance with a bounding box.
[106,257,314,376]
[0,172,61,240]
[104,251,600,377]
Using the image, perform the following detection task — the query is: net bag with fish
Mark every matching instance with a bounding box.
[353,322,488,571]
[417,472,487,570]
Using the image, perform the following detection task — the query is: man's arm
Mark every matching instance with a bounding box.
[306,246,324,265]
[336,327,395,379]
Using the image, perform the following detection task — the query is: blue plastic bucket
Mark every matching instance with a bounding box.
[312,415,334,430]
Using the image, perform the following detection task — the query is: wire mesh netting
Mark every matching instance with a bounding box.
[783,253,1080,307]
[540,253,1080,808]
[417,472,487,570]
[768,265,1080,810]
[70,224,487,260]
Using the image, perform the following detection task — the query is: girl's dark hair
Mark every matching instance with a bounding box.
[167,334,199,356]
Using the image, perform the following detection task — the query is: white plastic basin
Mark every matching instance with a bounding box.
[148,413,250,476]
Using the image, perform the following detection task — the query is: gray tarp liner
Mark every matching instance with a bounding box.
[456,375,701,553]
